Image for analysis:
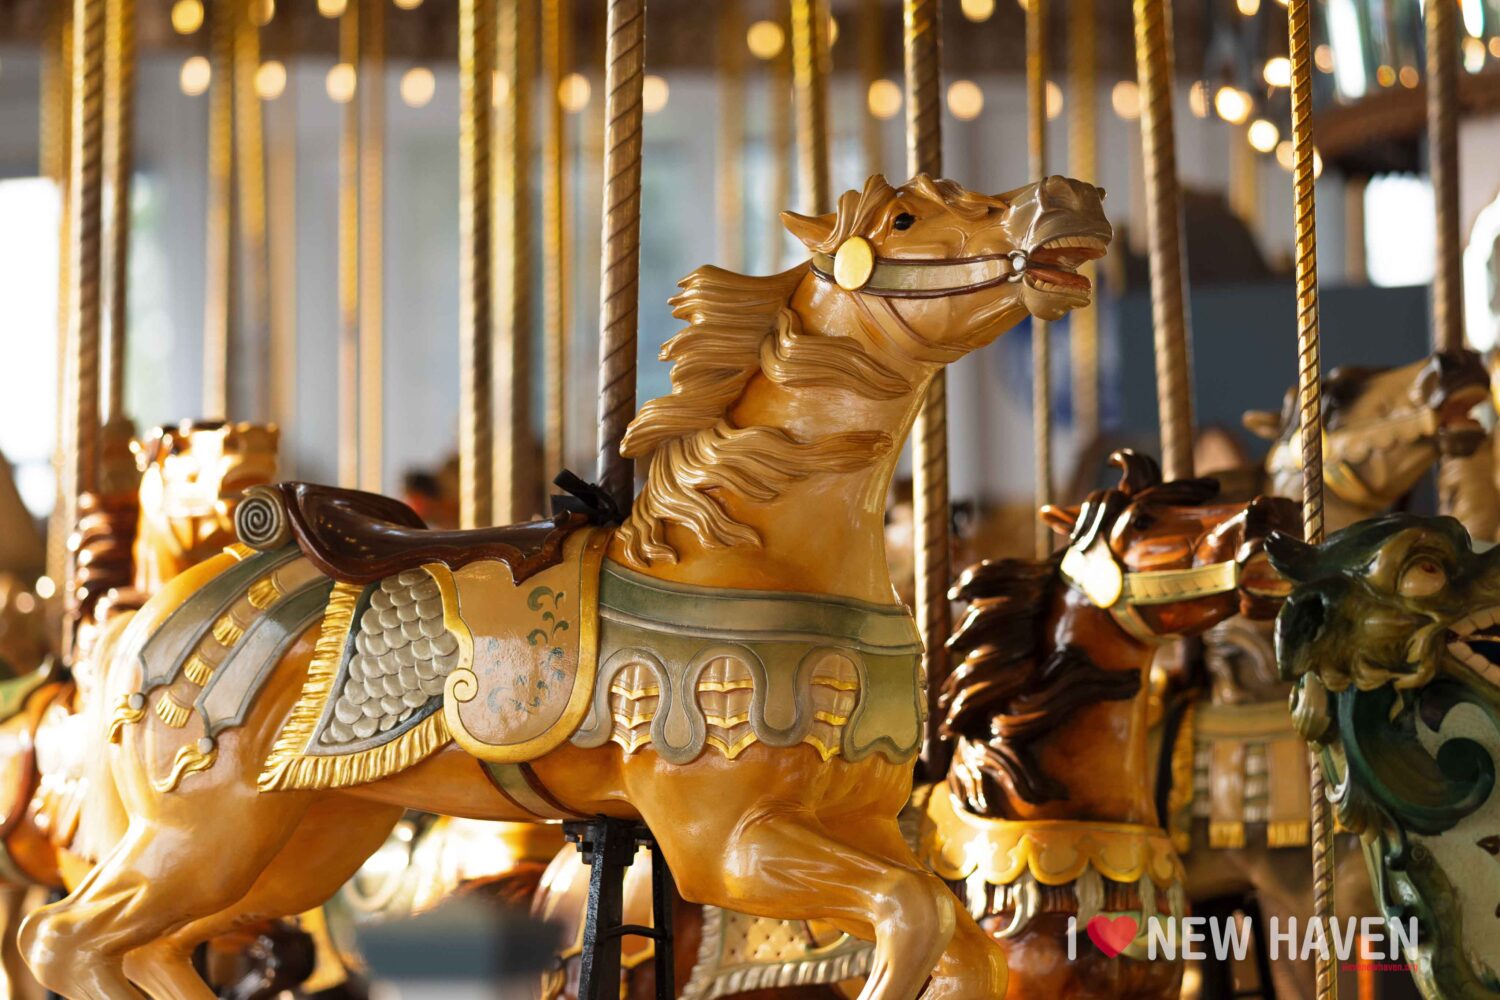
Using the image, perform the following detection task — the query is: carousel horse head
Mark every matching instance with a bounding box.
[132,421,279,591]
[781,172,1111,352]
[1245,349,1488,521]
[1269,514,1500,999]
[1039,450,1298,641]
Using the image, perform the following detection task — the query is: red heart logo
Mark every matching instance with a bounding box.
[1085,914,1139,958]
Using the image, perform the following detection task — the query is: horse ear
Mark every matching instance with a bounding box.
[1242,410,1282,440]
[1039,504,1080,536]
[1264,531,1318,583]
[1109,449,1161,493]
[781,210,836,251]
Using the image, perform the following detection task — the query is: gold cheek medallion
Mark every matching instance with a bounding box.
[833,236,875,291]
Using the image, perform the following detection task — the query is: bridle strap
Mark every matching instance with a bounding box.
[1059,542,1241,646]
[810,250,1024,299]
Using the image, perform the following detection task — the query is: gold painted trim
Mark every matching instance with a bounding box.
[694,678,755,693]
[155,692,191,728]
[154,742,218,792]
[1267,820,1310,848]
[1208,821,1246,850]
[444,529,609,763]
[1166,703,1196,854]
[811,677,860,692]
[107,694,145,744]
[226,542,255,561]
[247,575,282,610]
[212,614,244,647]
[183,653,215,687]
[610,682,661,699]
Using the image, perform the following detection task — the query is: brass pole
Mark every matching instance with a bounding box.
[717,0,746,270]
[496,0,536,522]
[337,1,359,487]
[46,0,74,594]
[203,0,235,419]
[594,0,646,513]
[791,0,830,214]
[1287,4,1336,999]
[767,32,793,271]
[904,0,949,778]
[268,67,297,475]
[459,0,496,528]
[63,0,107,554]
[234,0,269,418]
[1427,0,1461,354]
[858,0,882,176]
[102,0,134,424]
[1068,0,1099,450]
[359,0,385,492]
[1132,0,1194,481]
[542,0,571,485]
[1029,0,1051,558]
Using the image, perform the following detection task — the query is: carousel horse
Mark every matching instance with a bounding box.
[1157,348,1490,998]
[919,450,1296,1000]
[21,172,1111,1000]
[1271,514,1500,999]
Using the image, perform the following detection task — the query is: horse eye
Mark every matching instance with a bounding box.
[1131,514,1155,531]
[892,212,916,231]
[1398,557,1447,598]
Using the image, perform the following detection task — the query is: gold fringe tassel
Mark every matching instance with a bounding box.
[154,692,191,728]
[1166,704,1196,854]
[226,542,255,561]
[212,614,244,647]
[259,711,451,793]
[183,653,215,687]
[1208,821,1246,850]
[107,694,145,744]
[153,742,218,793]
[247,574,282,610]
[258,581,361,789]
[1267,820,1310,848]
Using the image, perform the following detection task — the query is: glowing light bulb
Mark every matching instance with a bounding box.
[171,0,204,34]
[254,60,286,100]
[1046,80,1063,120]
[400,67,435,108]
[746,20,784,60]
[1214,86,1251,125]
[1236,0,1260,14]
[393,0,423,8]
[867,79,902,120]
[1247,118,1279,153]
[642,75,669,115]
[1315,44,1335,73]
[1111,80,1140,121]
[1263,56,1291,88]
[180,55,211,96]
[558,72,591,113]
[326,62,357,104]
[946,80,984,121]
[317,0,346,18]
[961,0,996,21]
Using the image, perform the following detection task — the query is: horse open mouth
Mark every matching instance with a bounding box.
[1025,235,1109,297]
[1435,384,1489,456]
[1446,611,1500,684]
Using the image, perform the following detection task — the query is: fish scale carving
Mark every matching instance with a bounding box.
[321,568,461,746]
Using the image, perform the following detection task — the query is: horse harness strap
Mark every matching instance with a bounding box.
[810,240,1027,298]
[1059,541,1240,645]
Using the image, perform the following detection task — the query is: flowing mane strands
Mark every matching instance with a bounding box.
[617,261,914,565]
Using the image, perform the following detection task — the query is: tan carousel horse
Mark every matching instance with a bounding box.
[21,173,1109,1000]
[918,451,1295,1000]
[1157,349,1489,998]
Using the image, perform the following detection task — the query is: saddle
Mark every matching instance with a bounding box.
[239,482,585,586]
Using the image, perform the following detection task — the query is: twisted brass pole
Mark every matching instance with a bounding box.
[45,1,74,593]
[904,0,949,779]
[542,0,571,485]
[102,0,133,424]
[766,30,792,271]
[858,0,882,176]
[233,0,268,420]
[1428,0,1461,356]
[1132,0,1194,481]
[717,0,746,271]
[1288,4,1336,999]
[459,0,496,529]
[1068,0,1099,450]
[203,0,235,419]
[594,0,646,513]
[63,0,106,568]
[791,0,830,214]
[358,0,385,493]
[1028,0,1051,558]
[268,66,297,475]
[337,1,359,487]
[496,0,536,522]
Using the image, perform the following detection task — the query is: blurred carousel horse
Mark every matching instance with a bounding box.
[20,174,1114,1000]
[919,450,1296,999]
[1272,515,1500,999]
[0,422,286,1000]
[1155,349,1490,999]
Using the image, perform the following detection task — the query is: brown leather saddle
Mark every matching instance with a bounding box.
[250,482,586,586]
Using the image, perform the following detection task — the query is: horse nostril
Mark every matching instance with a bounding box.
[1284,588,1329,645]
[1095,186,1106,202]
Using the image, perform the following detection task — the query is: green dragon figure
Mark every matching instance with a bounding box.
[1271,514,1500,999]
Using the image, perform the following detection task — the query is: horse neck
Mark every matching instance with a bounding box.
[1000,586,1161,825]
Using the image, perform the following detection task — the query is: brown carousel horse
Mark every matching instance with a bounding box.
[21,172,1109,1000]
[918,450,1296,999]
[1159,348,1489,998]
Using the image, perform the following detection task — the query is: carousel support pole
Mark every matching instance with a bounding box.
[460,0,495,528]
[766,8,792,271]
[593,0,644,513]
[717,0,746,271]
[1427,0,1462,519]
[336,0,359,487]
[1133,0,1194,481]
[203,0,235,420]
[542,0,571,484]
[857,0,882,176]
[1287,3,1337,997]
[564,819,675,1000]
[62,0,107,626]
[268,51,298,473]
[904,0,950,778]
[790,0,830,214]
[102,0,133,430]
[1068,0,1099,451]
[1028,0,1051,558]
[46,0,74,595]
[496,0,536,522]
[358,0,385,493]
[233,0,268,420]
